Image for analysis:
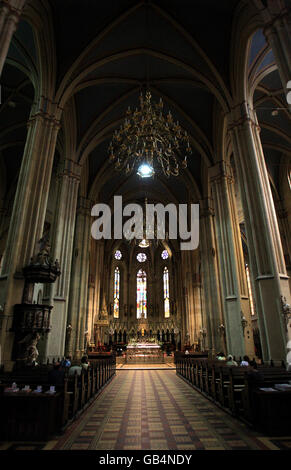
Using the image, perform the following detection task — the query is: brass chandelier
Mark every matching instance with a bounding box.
[108,90,192,178]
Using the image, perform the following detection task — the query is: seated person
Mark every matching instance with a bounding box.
[48,362,65,385]
[81,356,89,370]
[61,356,71,368]
[216,352,226,360]
[68,363,82,376]
[240,355,250,366]
[226,355,238,366]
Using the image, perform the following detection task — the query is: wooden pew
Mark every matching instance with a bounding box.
[241,368,291,424]
[0,355,116,438]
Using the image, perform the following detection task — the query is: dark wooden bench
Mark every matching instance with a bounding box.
[176,355,291,435]
[0,355,116,440]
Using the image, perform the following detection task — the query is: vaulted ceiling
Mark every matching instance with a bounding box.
[1,0,290,209]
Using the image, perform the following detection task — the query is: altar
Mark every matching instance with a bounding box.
[126,342,164,364]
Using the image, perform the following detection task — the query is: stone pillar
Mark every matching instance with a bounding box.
[0,97,61,370]
[228,102,290,360]
[87,264,95,348]
[182,251,202,348]
[92,241,104,340]
[44,159,81,361]
[0,0,25,76]
[192,277,203,348]
[199,198,225,356]
[66,197,91,359]
[262,4,291,101]
[210,161,255,358]
[86,239,104,348]
[275,201,291,292]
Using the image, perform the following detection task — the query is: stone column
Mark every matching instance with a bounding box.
[66,197,91,359]
[192,276,203,348]
[93,241,104,332]
[199,198,224,356]
[44,159,81,361]
[0,97,61,369]
[87,241,96,348]
[275,201,291,292]
[262,4,291,101]
[182,251,202,348]
[210,161,255,358]
[228,102,290,360]
[0,0,25,76]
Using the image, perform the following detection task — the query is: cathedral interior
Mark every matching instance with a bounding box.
[0,0,291,453]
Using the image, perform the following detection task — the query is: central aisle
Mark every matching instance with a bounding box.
[54,370,269,450]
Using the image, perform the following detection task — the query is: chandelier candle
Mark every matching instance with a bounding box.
[108,90,192,177]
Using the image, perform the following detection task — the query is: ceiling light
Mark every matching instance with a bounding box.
[137,163,154,178]
[108,90,191,178]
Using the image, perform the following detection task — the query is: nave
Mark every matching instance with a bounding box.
[1,369,290,451]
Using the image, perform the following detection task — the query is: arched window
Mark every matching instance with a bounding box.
[114,267,120,318]
[163,267,170,318]
[137,269,147,318]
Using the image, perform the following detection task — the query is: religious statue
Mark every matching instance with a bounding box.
[34,234,52,265]
[281,295,291,331]
[84,330,89,351]
[18,332,41,366]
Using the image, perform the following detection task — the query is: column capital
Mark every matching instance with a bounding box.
[199,197,215,218]
[261,4,291,33]
[209,161,233,183]
[0,0,25,20]
[227,101,260,132]
[57,158,81,181]
[28,97,62,129]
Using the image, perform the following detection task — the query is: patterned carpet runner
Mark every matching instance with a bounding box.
[52,370,282,450]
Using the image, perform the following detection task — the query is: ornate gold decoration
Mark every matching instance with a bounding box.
[108,90,192,177]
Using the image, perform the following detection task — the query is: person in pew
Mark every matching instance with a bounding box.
[249,358,257,367]
[48,362,65,385]
[61,356,72,368]
[240,355,250,366]
[216,352,226,360]
[81,356,89,370]
[226,355,238,366]
[246,362,264,384]
[68,363,82,376]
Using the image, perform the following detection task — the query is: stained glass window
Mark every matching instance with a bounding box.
[137,252,147,262]
[114,250,122,260]
[161,250,169,260]
[163,267,170,318]
[137,269,147,318]
[114,267,120,318]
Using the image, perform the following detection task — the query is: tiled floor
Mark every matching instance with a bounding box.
[52,370,290,450]
[1,370,291,451]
